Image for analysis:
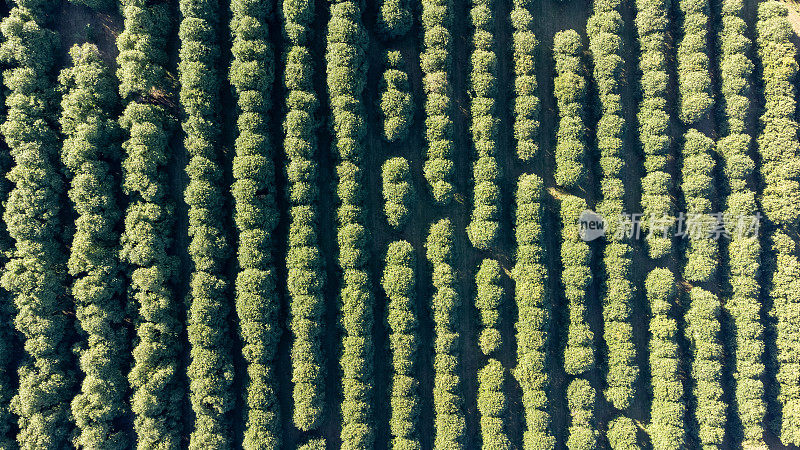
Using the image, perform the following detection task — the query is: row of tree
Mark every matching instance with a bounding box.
[635,0,674,258]
[230,0,282,443]
[757,3,800,445]
[633,0,684,446]
[420,0,455,204]
[716,0,765,444]
[1,4,73,447]
[326,2,374,447]
[116,0,183,446]
[567,379,598,450]
[382,240,420,448]
[676,0,713,124]
[179,0,236,445]
[475,259,503,356]
[560,195,595,377]
[684,151,723,448]
[681,131,718,284]
[645,269,685,449]
[426,219,465,447]
[380,51,413,143]
[512,174,554,449]
[685,288,726,447]
[383,157,414,230]
[512,0,540,161]
[587,0,638,415]
[59,43,129,449]
[756,1,800,227]
[478,359,510,449]
[553,30,587,189]
[283,0,325,439]
[467,0,501,250]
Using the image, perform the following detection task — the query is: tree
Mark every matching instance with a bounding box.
[426,219,465,447]
[512,174,555,449]
[59,43,130,450]
[229,0,283,445]
[511,0,540,160]
[420,0,455,204]
[382,157,414,230]
[478,359,510,449]
[552,30,587,189]
[283,0,323,440]
[383,240,420,448]
[1,6,74,448]
[327,2,374,447]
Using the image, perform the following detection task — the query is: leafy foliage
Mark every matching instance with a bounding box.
[59,43,130,450]
[756,1,800,228]
[426,219,465,447]
[467,0,500,250]
[567,379,597,450]
[382,157,414,230]
[511,0,539,160]
[635,0,674,258]
[380,51,413,143]
[512,174,555,449]
[685,288,726,447]
[179,0,237,445]
[1,6,73,448]
[377,0,411,38]
[645,269,685,450]
[553,30,587,189]
[420,0,455,204]
[475,259,503,356]
[587,0,638,411]
[230,0,282,443]
[283,0,324,437]
[768,231,800,446]
[607,416,639,449]
[681,130,718,283]
[117,0,181,444]
[716,3,765,437]
[600,243,637,410]
[327,2,374,446]
[561,196,594,376]
[478,359,510,449]
[677,0,713,124]
[383,241,419,448]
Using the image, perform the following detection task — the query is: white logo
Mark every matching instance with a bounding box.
[578,210,605,241]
